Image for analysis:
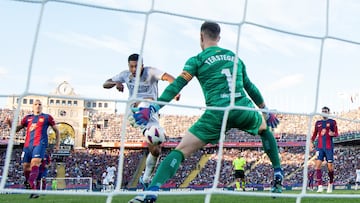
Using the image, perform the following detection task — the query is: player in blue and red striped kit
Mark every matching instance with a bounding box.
[37,153,51,190]
[310,106,338,193]
[308,168,314,190]
[7,99,59,198]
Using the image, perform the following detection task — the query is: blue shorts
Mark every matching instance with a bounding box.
[22,144,46,163]
[316,148,334,163]
[38,168,48,179]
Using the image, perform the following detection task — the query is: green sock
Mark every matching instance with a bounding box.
[149,149,184,187]
[235,182,240,190]
[259,127,281,169]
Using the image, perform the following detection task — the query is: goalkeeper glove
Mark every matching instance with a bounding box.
[132,104,161,126]
[263,106,280,128]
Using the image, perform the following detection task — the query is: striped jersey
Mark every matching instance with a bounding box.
[311,119,338,149]
[21,113,56,147]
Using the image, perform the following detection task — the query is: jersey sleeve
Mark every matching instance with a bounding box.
[48,114,56,126]
[331,119,339,137]
[241,62,264,106]
[111,71,127,83]
[20,115,29,126]
[149,67,166,81]
[182,56,199,77]
[311,121,318,142]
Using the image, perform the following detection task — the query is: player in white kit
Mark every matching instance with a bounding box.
[103,53,180,189]
[355,163,360,190]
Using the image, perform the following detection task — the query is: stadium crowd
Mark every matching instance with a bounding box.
[0,107,359,190]
[2,108,359,144]
[84,109,360,143]
[2,145,360,190]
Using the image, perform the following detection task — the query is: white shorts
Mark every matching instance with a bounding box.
[356,175,360,183]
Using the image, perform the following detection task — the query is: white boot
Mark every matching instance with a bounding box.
[316,185,323,193]
[327,183,333,193]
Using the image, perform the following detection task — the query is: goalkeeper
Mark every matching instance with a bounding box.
[129,21,283,203]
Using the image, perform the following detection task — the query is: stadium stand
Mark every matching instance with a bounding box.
[1,107,360,190]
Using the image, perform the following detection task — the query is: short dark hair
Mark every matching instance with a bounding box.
[322,106,330,112]
[128,53,142,63]
[201,21,220,40]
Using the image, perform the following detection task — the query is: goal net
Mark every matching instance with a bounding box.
[1,0,360,203]
[42,177,92,192]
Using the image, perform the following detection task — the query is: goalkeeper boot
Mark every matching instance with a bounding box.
[139,176,149,190]
[128,186,159,203]
[271,168,283,193]
[128,194,157,203]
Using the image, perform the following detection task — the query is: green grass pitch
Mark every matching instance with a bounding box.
[0,190,359,203]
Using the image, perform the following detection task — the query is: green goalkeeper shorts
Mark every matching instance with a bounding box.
[189,98,262,145]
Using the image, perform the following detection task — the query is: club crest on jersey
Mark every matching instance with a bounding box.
[39,117,44,122]
[29,123,37,132]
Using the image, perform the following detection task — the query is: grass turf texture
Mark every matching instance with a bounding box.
[1,190,359,203]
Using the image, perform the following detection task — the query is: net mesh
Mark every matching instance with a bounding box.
[1,0,360,203]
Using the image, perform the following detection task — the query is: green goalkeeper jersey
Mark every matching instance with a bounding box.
[158,46,264,107]
[158,46,265,143]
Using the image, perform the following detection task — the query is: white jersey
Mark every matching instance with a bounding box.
[111,66,164,100]
[106,166,116,178]
[356,169,360,182]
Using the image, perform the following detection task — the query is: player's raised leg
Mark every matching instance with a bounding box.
[140,148,159,189]
[258,121,283,193]
[128,131,205,203]
[139,124,165,190]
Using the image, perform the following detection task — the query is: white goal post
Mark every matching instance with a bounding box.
[42,177,92,192]
[1,1,360,203]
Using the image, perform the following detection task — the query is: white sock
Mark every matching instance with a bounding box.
[143,153,157,183]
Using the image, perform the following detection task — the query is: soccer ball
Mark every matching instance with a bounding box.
[143,125,165,145]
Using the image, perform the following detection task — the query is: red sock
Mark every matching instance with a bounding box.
[24,171,30,182]
[28,166,39,189]
[328,171,334,184]
[36,179,41,190]
[42,179,46,190]
[316,169,322,185]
